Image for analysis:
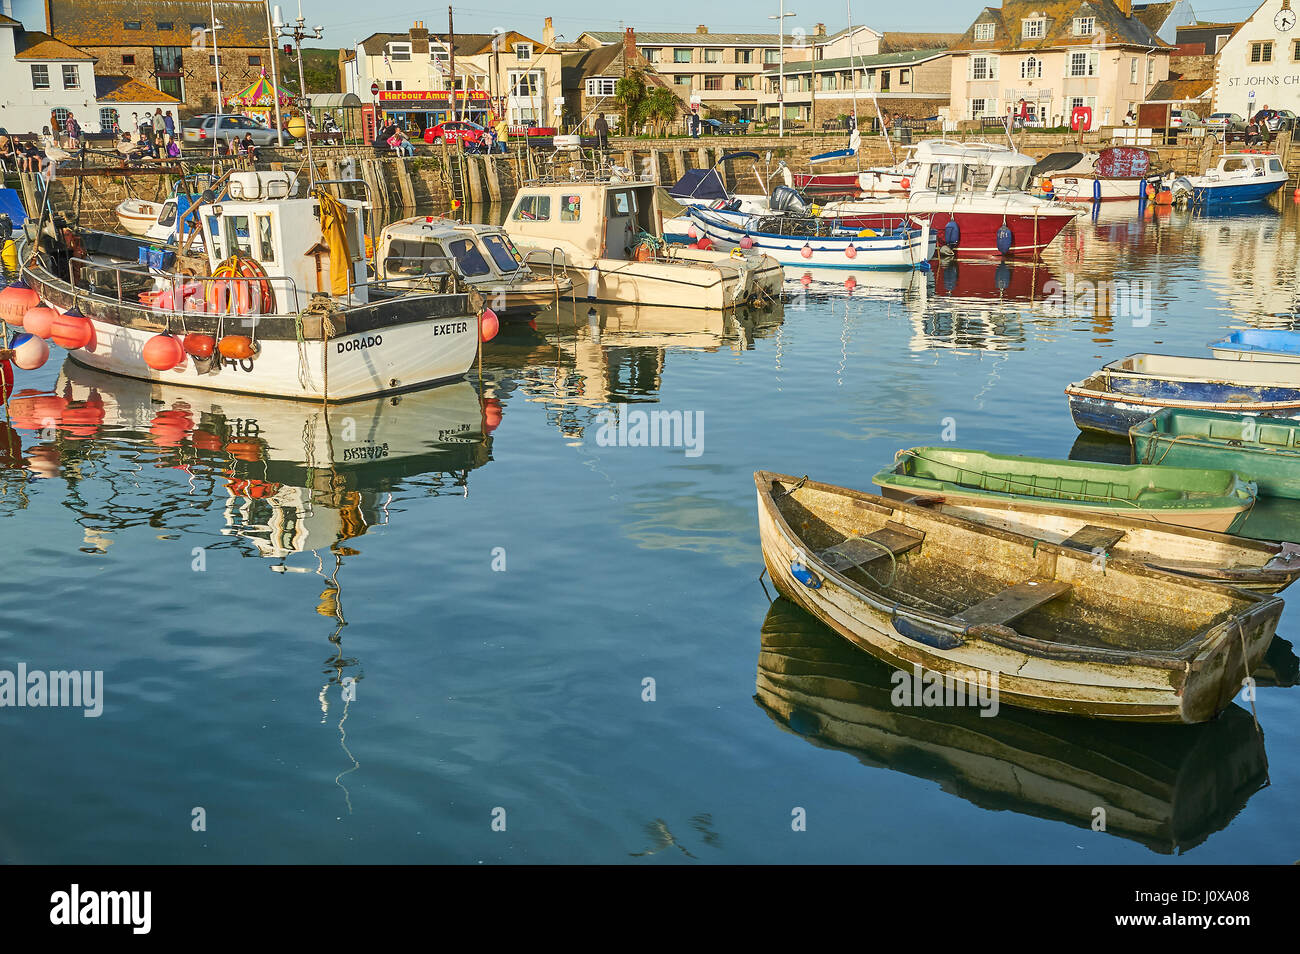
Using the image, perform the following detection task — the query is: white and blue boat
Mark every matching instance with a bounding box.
[1168,152,1288,207]
[1065,353,1300,435]
[685,205,933,270]
[1210,329,1300,363]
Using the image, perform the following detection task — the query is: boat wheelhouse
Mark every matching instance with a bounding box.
[376,216,573,318]
[1169,152,1289,206]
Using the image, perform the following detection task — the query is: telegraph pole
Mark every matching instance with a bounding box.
[448,7,457,124]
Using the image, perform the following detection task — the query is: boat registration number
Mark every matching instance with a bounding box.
[433,321,470,337]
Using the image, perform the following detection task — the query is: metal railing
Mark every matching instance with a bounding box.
[70,256,302,318]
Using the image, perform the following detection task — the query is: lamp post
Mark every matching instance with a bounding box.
[264,2,285,135]
[201,7,226,162]
[769,2,795,137]
[279,12,324,187]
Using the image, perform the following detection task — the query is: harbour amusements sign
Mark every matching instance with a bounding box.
[1213,0,1300,114]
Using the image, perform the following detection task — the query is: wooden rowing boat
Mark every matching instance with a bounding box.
[755,598,1269,853]
[1132,407,1300,501]
[891,493,1300,592]
[872,446,1257,533]
[1209,329,1300,364]
[754,471,1281,723]
[1066,353,1300,436]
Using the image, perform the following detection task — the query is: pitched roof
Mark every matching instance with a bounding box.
[879,31,962,53]
[46,0,269,48]
[13,30,97,61]
[560,45,683,100]
[357,31,495,58]
[0,14,22,28]
[950,1,1170,53]
[1145,77,1213,101]
[1132,2,1176,32]
[582,30,785,46]
[763,48,950,76]
[95,74,183,104]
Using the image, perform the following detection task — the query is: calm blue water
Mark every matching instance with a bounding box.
[2,201,1299,863]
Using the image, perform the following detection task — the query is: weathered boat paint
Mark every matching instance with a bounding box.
[1132,408,1300,500]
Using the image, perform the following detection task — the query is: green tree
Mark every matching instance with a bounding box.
[615,72,648,132]
[644,87,679,135]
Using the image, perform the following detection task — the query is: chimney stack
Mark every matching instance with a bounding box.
[1116,0,1133,17]
[543,17,555,45]
[696,25,709,34]
[411,20,429,55]
[815,23,826,37]
[624,27,636,64]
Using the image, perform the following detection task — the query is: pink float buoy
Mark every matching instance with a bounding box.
[845,244,857,259]
[739,235,754,249]
[844,276,857,292]
[10,332,50,370]
[687,225,699,240]
[800,243,813,259]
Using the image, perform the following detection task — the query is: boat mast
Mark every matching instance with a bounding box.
[279,8,324,189]
[846,0,861,171]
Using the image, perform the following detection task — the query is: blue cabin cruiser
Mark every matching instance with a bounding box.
[1169,152,1288,206]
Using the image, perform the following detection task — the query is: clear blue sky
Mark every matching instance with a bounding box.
[286,0,1271,48]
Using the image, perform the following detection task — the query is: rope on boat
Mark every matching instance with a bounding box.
[293,296,341,395]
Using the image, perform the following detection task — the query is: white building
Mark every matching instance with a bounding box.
[1212,0,1300,115]
[0,5,99,136]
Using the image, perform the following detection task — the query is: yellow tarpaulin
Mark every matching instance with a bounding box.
[313,189,352,297]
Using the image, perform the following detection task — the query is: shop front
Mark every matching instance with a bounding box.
[362,90,494,143]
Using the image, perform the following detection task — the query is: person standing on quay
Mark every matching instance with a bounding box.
[594,114,609,151]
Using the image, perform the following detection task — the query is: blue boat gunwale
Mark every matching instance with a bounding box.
[1209,328,1300,356]
[685,206,929,249]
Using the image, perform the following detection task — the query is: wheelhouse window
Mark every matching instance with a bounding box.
[256,216,276,263]
[385,238,452,276]
[481,234,522,272]
[225,216,253,257]
[448,238,491,277]
[559,194,581,222]
[512,195,551,221]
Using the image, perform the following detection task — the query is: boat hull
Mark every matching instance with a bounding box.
[532,252,784,310]
[687,208,932,270]
[824,202,1078,258]
[755,472,1281,723]
[1132,409,1300,500]
[115,200,162,237]
[1048,176,1150,203]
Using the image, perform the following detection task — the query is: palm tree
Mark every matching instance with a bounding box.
[644,87,679,136]
[615,72,647,134]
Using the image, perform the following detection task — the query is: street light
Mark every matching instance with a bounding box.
[769,2,795,137]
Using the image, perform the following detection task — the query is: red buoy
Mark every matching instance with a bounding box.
[51,310,94,350]
[218,335,256,360]
[479,308,499,343]
[183,333,216,359]
[143,333,186,371]
[22,306,59,340]
[0,281,40,328]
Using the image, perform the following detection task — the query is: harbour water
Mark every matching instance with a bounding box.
[1,200,1298,863]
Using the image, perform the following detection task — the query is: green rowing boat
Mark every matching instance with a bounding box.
[872,447,1257,533]
[1131,409,1300,500]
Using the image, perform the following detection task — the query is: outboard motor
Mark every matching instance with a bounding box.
[769,185,812,216]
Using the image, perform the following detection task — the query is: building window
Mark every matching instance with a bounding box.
[674,75,691,87]
[673,48,692,63]
[970,55,996,80]
[642,47,660,62]
[1294,39,1300,61]
[123,54,136,66]
[1251,41,1274,63]
[508,72,540,97]
[249,55,261,66]
[388,42,411,62]
[62,65,79,89]
[970,97,987,118]
[514,43,532,60]
[30,65,49,89]
[100,107,120,132]
[585,77,618,97]
[156,21,173,30]
[764,48,780,64]
[974,23,994,41]
[1070,51,1098,77]
[736,49,753,64]
[735,75,754,89]
[703,49,720,63]
[900,68,911,84]
[1022,19,1045,39]
[1073,17,1095,36]
[51,107,70,130]
[704,75,722,90]
[124,20,142,30]
[1021,56,1041,79]
[211,82,218,90]
[1146,58,1154,82]
[383,80,403,91]
[1130,57,1137,83]
[209,55,222,65]
[880,70,891,91]
[1215,34,1230,53]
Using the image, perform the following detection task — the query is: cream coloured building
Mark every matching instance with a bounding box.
[1211,0,1300,116]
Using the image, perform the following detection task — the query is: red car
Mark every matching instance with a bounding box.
[423,120,486,146]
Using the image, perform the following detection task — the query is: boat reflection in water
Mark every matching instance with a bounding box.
[755,598,1270,855]
[479,298,783,441]
[10,361,495,557]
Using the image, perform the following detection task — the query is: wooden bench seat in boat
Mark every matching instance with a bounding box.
[1060,524,1127,552]
[819,521,924,573]
[953,579,1073,627]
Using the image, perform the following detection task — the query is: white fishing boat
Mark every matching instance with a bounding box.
[686,205,932,270]
[115,198,164,237]
[21,170,484,401]
[376,215,572,318]
[505,168,784,310]
[1168,151,1289,207]
[1033,147,1163,203]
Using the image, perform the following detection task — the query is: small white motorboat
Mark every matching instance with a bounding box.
[115,198,164,236]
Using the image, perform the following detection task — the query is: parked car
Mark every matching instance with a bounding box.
[1169,109,1204,129]
[423,120,486,146]
[181,113,295,146]
[1205,112,1246,132]
[1252,108,1298,132]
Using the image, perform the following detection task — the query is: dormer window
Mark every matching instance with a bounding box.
[974,23,995,41]
[1022,18,1045,39]
[1073,17,1095,36]
[515,42,533,61]
[387,42,411,62]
